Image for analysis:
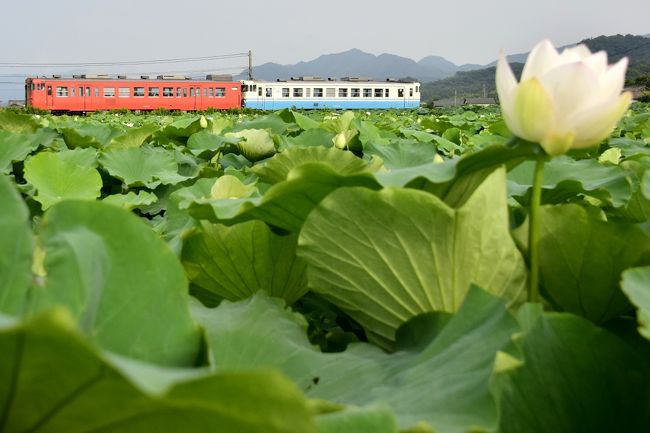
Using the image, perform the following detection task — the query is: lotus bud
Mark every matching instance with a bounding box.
[333,132,348,149]
[199,115,208,129]
[496,40,632,155]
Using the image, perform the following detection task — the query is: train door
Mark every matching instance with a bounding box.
[398,87,406,108]
[257,84,266,110]
[46,85,53,108]
[84,86,90,111]
[194,86,200,110]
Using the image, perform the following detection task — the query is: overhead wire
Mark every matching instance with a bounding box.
[0,52,249,68]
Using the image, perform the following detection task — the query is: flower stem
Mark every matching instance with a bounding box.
[529,156,546,303]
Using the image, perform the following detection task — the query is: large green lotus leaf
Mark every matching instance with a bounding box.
[298,168,527,348]
[0,109,41,133]
[182,220,308,304]
[58,122,120,148]
[537,204,649,323]
[490,309,650,433]
[0,176,33,315]
[159,116,205,139]
[284,128,336,149]
[508,156,632,207]
[55,146,99,167]
[377,140,538,187]
[193,288,518,433]
[364,139,439,169]
[315,405,398,433]
[0,128,58,174]
[320,111,355,133]
[186,130,240,156]
[624,172,650,222]
[253,146,372,185]
[621,266,650,340]
[377,140,539,207]
[28,200,200,366]
[225,129,277,162]
[101,190,158,210]
[291,111,320,130]
[0,309,316,433]
[100,146,190,188]
[24,150,102,210]
[186,162,381,232]
[228,113,300,135]
[107,123,160,148]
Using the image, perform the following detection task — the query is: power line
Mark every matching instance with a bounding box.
[0,52,249,68]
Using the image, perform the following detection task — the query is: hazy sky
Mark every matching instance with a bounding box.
[1,0,648,100]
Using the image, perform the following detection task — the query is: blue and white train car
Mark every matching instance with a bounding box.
[241,77,420,110]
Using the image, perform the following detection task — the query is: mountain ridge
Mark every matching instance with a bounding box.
[241,33,650,87]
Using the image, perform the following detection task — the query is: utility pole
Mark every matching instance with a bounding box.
[248,50,253,80]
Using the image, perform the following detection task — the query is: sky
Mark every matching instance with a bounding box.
[1,0,649,101]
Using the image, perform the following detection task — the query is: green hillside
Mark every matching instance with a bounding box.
[422,34,650,104]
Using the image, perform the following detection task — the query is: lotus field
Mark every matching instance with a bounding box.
[2,50,650,431]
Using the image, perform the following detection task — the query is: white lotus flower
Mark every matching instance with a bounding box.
[496,40,632,155]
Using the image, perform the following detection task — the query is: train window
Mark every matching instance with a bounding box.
[119,87,130,98]
[149,87,160,97]
[190,88,195,97]
[163,87,174,97]
[305,88,311,97]
[385,89,390,97]
[134,87,145,97]
[86,87,90,97]
[56,86,68,97]
[103,87,115,97]
[95,88,99,97]
[374,89,383,98]
[242,84,249,92]
[313,88,323,98]
[363,88,372,98]
[70,88,75,97]
[30,83,35,91]
[216,88,226,97]
[208,88,213,97]
[398,89,404,97]
[79,86,83,96]
[326,88,335,98]
[47,86,52,96]
[338,88,348,97]
[266,88,272,97]
[410,88,413,97]
[351,88,360,97]
[176,88,182,97]
[252,84,257,91]
[282,88,290,97]
[195,87,200,97]
[293,88,303,97]
[183,88,188,97]
[416,86,420,93]
[257,87,262,96]
[203,88,208,97]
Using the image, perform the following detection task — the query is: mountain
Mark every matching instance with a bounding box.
[241,49,460,83]
[422,34,650,104]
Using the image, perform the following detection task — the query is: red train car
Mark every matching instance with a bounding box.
[25,74,242,112]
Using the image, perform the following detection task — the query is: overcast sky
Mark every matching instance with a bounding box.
[1,0,648,101]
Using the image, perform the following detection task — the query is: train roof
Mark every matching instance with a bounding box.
[245,77,419,84]
[27,74,236,82]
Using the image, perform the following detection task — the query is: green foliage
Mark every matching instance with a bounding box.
[298,168,527,348]
[0,105,649,431]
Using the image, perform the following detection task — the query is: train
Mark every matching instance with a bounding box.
[24,74,420,112]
